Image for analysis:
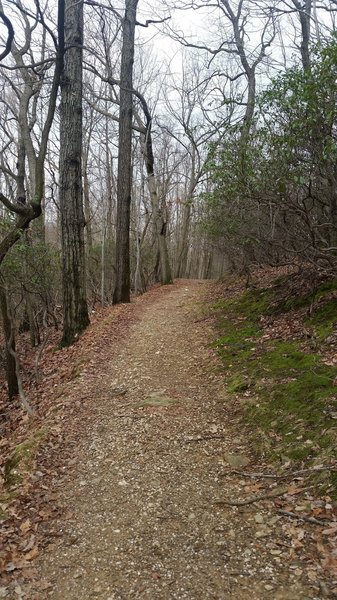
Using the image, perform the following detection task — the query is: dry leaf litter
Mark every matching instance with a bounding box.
[1,280,334,599]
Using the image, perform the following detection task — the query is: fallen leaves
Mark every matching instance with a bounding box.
[24,546,39,561]
[0,297,140,595]
[322,522,337,536]
[19,520,31,535]
[0,276,336,597]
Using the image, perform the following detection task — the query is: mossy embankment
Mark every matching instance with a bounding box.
[212,272,337,494]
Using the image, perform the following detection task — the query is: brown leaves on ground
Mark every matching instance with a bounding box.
[0,277,336,598]
[207,267,337,593]
[0,294,145,593]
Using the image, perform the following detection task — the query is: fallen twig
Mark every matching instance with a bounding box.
[184,435,225,443]
[278,510,332,526]
[214,485,288,506]
[227,470,285,479]
[113,414,147,419]
[228,465,337,480]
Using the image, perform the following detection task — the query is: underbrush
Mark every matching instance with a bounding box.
[212,272,337,496]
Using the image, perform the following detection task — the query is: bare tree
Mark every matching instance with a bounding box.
[59,0,90,345]
[113,0,139,303]
[0,0,64,397]
[0,0,65,262]
[137,101,172,285]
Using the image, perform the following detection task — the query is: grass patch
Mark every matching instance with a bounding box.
[3,429,46,488]
[305,297,337,341]
[212,281,337,490]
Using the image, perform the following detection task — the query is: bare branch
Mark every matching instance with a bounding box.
[136,16,171,27]
[0,190,31,215]
[0,11,14,62]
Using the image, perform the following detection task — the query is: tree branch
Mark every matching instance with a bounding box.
[136,16,171,27]
[0,191,31,215]
[0,11,14,62]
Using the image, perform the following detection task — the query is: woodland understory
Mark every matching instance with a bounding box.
[0,0,337,596]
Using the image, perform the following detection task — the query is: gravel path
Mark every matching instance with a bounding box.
[37,280,317,599]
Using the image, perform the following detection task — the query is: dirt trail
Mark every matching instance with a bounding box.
[37,281,317,599]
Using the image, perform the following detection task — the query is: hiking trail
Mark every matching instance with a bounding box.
[35,280,317,599]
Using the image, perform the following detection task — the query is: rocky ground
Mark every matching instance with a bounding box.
[1,280,335,599]
[34,281,323,599]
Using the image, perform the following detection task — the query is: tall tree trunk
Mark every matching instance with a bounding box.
[145,168,172,284]
[176,200,191,278]
[292,0,312,70]
[136,93,173,285]
[83,147,93,250]
[0,284,18,400]
[134,164,145,294]
[106,151,114,246]
[59,0,89,345]
[176,151,197,278]
[113,0,139,304]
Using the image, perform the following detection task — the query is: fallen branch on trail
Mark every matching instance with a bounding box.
[214,485,288,506]
[184,435,226,443]
[228,464,337,480]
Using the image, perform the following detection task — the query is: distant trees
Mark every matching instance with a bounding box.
[204,37,337,273]
[0,0,337,402]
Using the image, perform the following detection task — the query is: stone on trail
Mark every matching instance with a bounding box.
[225,452,250,468]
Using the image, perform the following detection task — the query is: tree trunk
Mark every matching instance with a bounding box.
[0,284,19,399]
[145,169,172,284]
[83,150,93,250]
[113,0,139,304]
[137,94,172,285]
[292,0,312,70]
[176,159,197,278]
[105,111,115,245]
[59,0,89,345]
[176,200,191,278]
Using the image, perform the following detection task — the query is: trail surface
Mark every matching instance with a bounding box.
[37,281,317,599]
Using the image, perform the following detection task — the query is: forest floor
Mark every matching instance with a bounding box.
[0,278,336,599]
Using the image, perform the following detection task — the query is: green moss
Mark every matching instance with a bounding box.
[318,433,335,449]
[212,289,268,372]
[274,368,335,407]
[3,430,45,488]
[231,288,274,318]
[270,278,337,314]
[263,342,318,373]
[212,278,337,477]
[306,298,337,341]
[213,288,273,320]
[227,375,252,393]
[287,446,314,461]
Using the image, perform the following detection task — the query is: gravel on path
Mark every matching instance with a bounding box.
[37,280,318,600]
